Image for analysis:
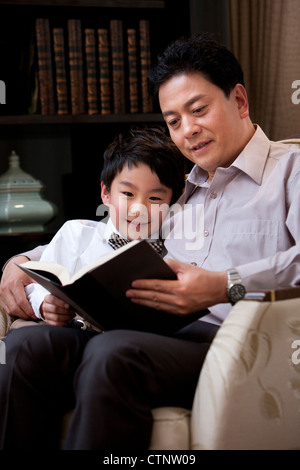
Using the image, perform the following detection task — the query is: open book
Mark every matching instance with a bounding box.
[17,240,202,334]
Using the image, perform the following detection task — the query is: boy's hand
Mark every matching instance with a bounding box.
[126,258,228,315]
[0,255,37,319]
[41,294,75,326]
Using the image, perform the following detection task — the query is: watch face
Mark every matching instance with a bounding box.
[229,284,246,303]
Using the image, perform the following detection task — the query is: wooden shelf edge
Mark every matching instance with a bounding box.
[0,1,165,8]
[0,113,164,125]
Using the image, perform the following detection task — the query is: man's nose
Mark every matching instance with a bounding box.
[182,116,202,138]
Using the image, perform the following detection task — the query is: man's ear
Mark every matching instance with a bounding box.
[233,84,249,119]
[100,181,110,205]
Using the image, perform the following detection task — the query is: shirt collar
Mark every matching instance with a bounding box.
[184,124,270,200]
[231,125,270,185]
[104,218,122,241]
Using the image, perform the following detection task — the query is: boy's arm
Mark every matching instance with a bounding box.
[0,245,47,319]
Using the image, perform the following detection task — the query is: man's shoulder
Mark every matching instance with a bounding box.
[269,139,300,163]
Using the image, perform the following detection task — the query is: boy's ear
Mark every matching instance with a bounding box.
[101,181,110,205]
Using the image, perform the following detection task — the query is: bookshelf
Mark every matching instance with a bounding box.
[0,0,191,259]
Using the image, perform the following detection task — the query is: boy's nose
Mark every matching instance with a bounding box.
[128,202,148,218]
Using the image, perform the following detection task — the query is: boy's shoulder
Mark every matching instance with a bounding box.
[60,219,100,231]
[57,219,106,242]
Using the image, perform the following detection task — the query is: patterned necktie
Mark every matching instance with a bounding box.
[108,233,164,255]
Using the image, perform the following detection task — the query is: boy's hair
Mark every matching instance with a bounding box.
[148,32,245,98]
[100,126,186,205]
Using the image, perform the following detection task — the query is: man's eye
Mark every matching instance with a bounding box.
[168,118,179,127]
[194,106,206,114]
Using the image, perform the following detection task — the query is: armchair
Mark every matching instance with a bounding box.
[1,288,300,450]
[1,138,300,450]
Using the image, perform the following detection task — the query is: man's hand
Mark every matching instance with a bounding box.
[126,258,228,315]
[41,294,75,326]
[0,255,36,319]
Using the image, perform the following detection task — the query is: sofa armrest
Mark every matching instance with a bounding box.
[0,303,12,338]
[191,289,300,450]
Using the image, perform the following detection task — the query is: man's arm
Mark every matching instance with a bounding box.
[126,258,228,315]
[0,245,47,319]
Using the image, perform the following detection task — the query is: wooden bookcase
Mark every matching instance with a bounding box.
[0,0,191,218]
[0,0,191,262]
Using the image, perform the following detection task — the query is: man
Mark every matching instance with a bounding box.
[0,33,300,450]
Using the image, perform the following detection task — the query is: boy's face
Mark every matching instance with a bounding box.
[101,162,173,240]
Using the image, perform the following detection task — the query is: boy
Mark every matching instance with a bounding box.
[25,125,185,326]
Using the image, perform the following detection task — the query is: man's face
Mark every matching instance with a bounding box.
[101,163,173,240]
[158,72,250,181]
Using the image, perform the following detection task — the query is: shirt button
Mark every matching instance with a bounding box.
[190,261,197,266]
[204,229,209,237]
[210,192,217,199]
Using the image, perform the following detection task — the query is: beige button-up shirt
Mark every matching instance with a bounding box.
[164,125,300,324]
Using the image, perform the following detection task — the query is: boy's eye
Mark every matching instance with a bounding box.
[122,191,134,197]
[149,196,162,201]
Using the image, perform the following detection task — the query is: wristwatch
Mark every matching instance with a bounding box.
[226,268,246,304]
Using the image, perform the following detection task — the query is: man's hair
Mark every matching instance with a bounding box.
[101,126,186,205]
[148,32,245,98]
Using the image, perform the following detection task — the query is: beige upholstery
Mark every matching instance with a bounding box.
[191,295,300,450]
[1,290,300,450]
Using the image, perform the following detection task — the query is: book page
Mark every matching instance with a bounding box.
[19,239,140,286]
[19,261,72,285]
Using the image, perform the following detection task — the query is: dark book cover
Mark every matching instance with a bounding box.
[53,27,69,115]
[110,19,126,114]
[127,28,139,113]
[97,28,112,114]
[17,240,202,335]
[139,19,153,113]
[35,18,55,115]
[68,19,86,115]
[84,28,99,115]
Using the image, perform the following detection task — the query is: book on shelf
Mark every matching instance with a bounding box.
[139,19,153,113]
[110,19,126,114]
[127,28,139,113]
[16,239,203,334]
[84,28,99,115]
[27,29,39,115]
[97,28,112,114]
[33,16,155,117]
[52,27,69,115]
[35,18,56,115]
[67,19,86,115]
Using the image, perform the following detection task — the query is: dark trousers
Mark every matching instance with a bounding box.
[0,320,218,450]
